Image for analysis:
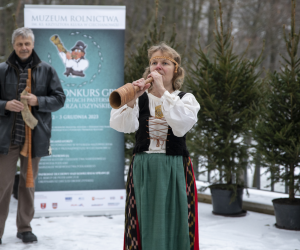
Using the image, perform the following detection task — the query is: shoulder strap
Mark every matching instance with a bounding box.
[138,92,148,109]
[178,91,186,99]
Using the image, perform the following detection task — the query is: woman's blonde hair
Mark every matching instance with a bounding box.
[143,42,184,90]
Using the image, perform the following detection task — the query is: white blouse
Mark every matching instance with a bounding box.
[110,90,200,153]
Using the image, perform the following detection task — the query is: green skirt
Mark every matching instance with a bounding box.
[132,153,190,250]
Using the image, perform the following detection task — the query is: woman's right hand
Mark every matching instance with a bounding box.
[127,78,151,108]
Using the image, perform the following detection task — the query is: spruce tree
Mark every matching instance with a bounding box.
[253,0,300,201]
[187,0,264,190]
[124,0,177,163]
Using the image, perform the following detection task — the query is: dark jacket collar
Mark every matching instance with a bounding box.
[7,49,41,68]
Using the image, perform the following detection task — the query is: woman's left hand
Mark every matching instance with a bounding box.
[148,70,166,97]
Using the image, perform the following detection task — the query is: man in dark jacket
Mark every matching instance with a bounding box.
[0,27,66,244]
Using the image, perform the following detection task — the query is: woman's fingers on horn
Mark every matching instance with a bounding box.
[144,83,151,90]
[133,79,145,91]
[132,80,139,86]
[140,78,146,89]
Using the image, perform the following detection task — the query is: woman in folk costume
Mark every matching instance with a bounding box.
[110,43,200,250]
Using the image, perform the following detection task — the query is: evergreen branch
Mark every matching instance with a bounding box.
[251,40,265,69]
[213,12,220,46]
[284,40,292,60]
[280,54,292,66]
[187,0,264,189]
[168,23,177,47]
[282,24,288,49]
[294,58,300,68]
[236,41,250,67]
[294,33,300,56]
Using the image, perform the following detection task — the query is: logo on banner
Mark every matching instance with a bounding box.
[50,36,89,78]
[65,197,72,202]
[108,203,120,206]
[78,197,84,200]
[41,203,46,209]
[92,204,103,207]
[110,197,115,200]
[120,196,124,200]
[52,203,58,209]
[71,204,84,207]
[36,195,47,199]
[92,197,105,200]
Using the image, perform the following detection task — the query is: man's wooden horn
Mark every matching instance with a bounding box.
[109,77,153,109]
[20,124,29,157]
[26,69,34,188]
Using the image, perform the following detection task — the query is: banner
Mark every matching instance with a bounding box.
[25,5,126,216]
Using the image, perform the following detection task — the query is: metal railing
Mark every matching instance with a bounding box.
[197,159,291,195]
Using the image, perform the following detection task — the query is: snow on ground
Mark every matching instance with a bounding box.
[1,196,299,250]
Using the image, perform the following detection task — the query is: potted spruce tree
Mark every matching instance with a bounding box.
[253,0,300,230]
[187,0,264,216]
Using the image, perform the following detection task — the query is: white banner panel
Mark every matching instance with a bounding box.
[34,190,125,217]
[24,5,126,29]
[25,5,126,217]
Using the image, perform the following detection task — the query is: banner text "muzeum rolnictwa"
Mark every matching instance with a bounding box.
[31,15,119,23]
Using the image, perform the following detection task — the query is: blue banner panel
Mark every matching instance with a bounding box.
[33,28,125,191]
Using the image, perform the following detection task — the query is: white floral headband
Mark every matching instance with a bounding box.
[149,56,179,73]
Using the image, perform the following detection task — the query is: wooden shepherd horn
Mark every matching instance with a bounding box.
[25,69,34,188]
[20,121,29,157]
[109,77,153,109]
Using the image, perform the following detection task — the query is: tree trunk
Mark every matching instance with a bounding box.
[225,0,234,32]
[207,0,216,46]
[289,164,295,200]
[5,0,15,59]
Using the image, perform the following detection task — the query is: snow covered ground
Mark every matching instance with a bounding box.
[1,195,299,250]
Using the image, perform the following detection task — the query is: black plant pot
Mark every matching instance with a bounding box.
[272,198,300,230]
[210,185,245,216]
